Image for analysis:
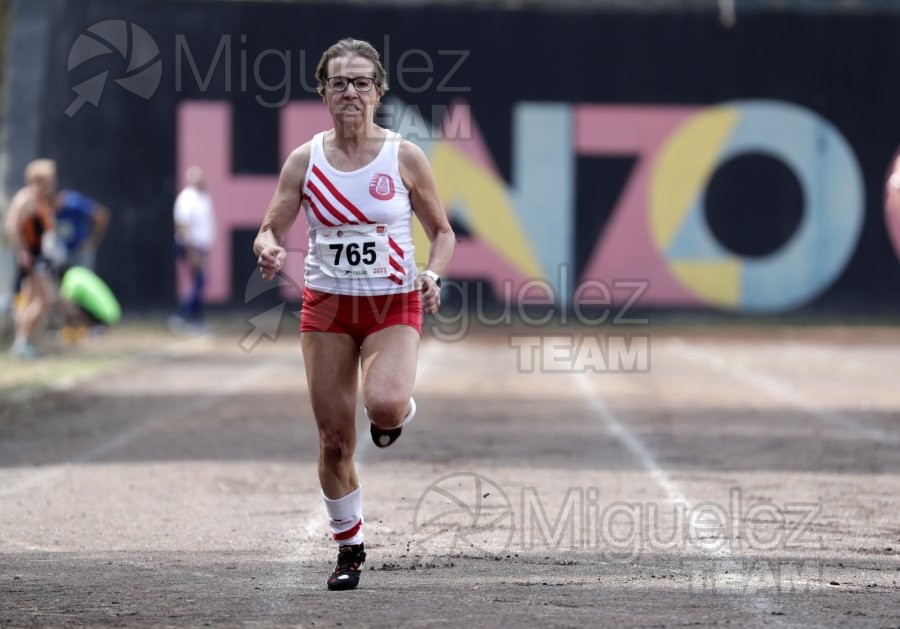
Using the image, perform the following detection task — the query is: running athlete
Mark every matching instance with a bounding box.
[253,38,454,591]
[5,159,58,359]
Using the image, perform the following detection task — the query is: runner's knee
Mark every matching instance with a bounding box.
[366,396,410,429]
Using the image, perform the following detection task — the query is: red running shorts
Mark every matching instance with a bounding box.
[300,287,422,344]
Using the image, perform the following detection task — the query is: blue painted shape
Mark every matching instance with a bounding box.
[725,101,864,311]
[512,103,574,304]
[666,100,864,312]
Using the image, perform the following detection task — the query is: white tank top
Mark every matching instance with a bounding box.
[302,130,417,296]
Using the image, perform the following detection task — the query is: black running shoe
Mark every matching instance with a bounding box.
[370,423,403,448]
[327,543,366,591]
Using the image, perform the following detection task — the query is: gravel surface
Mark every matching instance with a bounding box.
[1,323,898,627]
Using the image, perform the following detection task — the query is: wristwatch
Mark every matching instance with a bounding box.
[422,269,442,287]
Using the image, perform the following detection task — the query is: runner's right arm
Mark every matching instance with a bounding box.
[254,143,311,281]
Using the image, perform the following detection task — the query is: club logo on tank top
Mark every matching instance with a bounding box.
[369,172,395,200]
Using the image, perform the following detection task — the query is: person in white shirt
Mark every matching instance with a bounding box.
[173,166,215,326]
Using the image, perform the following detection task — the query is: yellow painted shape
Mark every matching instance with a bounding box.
[650,107,740,250]
[670,259,742,308]
[412,141,542,277]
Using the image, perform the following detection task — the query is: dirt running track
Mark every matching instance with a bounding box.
[1,323,898,627]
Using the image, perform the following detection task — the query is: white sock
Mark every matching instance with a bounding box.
[323,486,363,546]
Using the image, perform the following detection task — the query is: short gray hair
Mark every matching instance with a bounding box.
[315,38,389,98]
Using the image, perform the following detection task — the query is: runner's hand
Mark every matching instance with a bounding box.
[258,245,287,281]
[417,275,441,315]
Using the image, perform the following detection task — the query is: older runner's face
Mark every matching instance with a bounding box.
[324,55,380,126]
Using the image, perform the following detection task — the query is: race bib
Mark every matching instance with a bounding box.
[316,224,391,279]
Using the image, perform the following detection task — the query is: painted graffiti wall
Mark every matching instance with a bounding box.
[16,1,900,312]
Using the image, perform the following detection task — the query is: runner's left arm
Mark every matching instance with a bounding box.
[399,140,455,314]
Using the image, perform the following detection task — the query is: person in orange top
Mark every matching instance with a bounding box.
[5,159,59,358]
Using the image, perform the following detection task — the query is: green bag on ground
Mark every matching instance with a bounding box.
[60,266,121,325]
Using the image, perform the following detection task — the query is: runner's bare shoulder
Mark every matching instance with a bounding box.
[280,141,314,191]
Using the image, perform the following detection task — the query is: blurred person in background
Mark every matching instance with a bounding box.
[58,265,121,335]
[171,166,215,331]
[887,153,900,218]
[4,159,59,359]
[254,38,454,591]
[54,189,109,270]
[886,152,900,265]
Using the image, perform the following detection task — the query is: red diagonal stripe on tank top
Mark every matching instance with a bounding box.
[389,257,404,274]
[388,236,404,258]
[312,165,373,224]
[388,274,403,285]
[302,194,338,227]
[307,181,355,225]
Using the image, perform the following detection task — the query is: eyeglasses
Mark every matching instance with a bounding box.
[325,76,377,93]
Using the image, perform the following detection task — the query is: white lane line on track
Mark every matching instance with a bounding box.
[575,370,738,560]
[0,355,282,499]
[575,368,792,604]
[667,338,897,444]
[575,371,689,506]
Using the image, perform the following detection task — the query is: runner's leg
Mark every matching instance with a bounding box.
[360,324,419,429]
[301,330,361,498]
